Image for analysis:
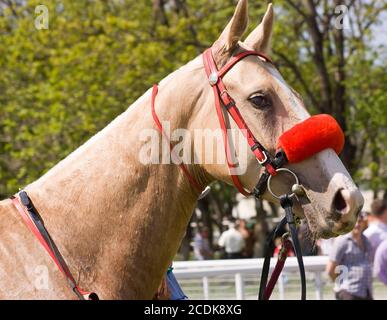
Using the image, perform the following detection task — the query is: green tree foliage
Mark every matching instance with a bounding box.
[271,0,386,196]
[0,0,385,200]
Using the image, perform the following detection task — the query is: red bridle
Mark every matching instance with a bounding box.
[202,48,278,196]
[152,48,279,197]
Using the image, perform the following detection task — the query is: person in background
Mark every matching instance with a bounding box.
[374,238,387,285]
[364,199,387,258]
[326,211,373,300]
[193,227,213,261]
[317,237,336,256]
[218,221,245,259]
[237,219,255,258]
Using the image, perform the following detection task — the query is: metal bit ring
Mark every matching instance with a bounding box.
[267,168,300,200]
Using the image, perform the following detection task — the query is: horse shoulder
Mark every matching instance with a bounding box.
[0,199,72,299]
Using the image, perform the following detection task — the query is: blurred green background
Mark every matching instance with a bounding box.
[0,0,386,201]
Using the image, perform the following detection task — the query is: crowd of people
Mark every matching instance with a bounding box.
[193,219,255,261]
[192,198,387,300]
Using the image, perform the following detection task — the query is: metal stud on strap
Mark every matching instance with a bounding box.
[198,186,211,200]
[208,72,218,86]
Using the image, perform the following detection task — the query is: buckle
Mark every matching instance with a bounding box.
[278,233,290,260]
[220,91,236,109]
[257,151,268,165]
[251,144,269,165]
[220,90,231,100]
[224,101,236,110]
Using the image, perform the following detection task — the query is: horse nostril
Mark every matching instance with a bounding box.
[334,189,348,213]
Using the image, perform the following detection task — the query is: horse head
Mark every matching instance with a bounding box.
[193,0,363,239]
[0,0,366,300]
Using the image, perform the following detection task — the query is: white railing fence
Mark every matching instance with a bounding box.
[173,256,387,300]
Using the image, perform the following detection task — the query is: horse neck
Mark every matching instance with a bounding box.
[24,57,209,298]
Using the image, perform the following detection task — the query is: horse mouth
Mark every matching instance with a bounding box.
[306,213,356,239]
[300,203,356,240]
[322,203,361,237]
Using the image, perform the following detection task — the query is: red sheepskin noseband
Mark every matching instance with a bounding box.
[277,114,345,164]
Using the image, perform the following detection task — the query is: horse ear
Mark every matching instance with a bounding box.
[213,0,249,57]
[244,3,274,54]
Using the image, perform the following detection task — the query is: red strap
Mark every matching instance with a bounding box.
[263,239,293,300]
[218,50,273,79]
[11,196,94,300]
[202,49,277,196]
[203,52,250,196]
[151,85,204,194]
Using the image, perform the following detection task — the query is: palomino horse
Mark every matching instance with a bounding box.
[0,1,363,299]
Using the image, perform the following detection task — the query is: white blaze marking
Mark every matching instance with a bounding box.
[267,65,310,120]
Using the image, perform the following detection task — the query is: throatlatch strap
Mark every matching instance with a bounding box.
[151,85,204,195]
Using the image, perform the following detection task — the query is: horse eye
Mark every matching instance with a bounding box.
[249,93,271,109]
